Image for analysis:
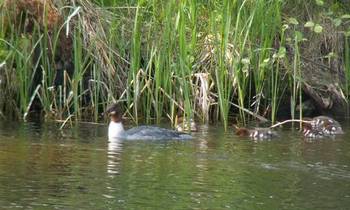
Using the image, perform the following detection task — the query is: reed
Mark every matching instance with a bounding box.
[250,0,282,124]
[290,28,303,125]
[0,0,349,127]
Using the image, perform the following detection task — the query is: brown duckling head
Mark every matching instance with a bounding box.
[235,127,250,137]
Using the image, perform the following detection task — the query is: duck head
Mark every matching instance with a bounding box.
[105,103,123,123]
[105,103,125,139]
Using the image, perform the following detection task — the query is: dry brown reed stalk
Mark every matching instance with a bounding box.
[73,0,129,92]
[193,72,213,121]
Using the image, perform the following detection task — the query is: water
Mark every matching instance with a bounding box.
[0,121,350,209]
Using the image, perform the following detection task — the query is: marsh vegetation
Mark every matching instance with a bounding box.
[0,0,349,128]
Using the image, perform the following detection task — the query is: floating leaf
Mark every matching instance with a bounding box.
[314,24,323,33]
[304,21,315,28]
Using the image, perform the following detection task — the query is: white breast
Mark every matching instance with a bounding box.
[108,121,125,139]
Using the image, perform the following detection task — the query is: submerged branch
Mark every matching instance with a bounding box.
[269,119,313,128]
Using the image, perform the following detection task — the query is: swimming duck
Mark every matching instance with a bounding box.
[175,117,198,132]
[235,127,278,140]
[302,116,343,138]
[106,104,193,140]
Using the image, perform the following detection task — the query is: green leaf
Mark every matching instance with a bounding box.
[333,18,342,27]
[341,14,350,19]
[295,31,304,42]
[314,24,323,33]
[260,58,270,67]
[344,30,350,37]
[315,0,324,6]
[263,58,270,63]
[277,47,286,58]
[326,11,333,16]
[304,21,315,28]
[326,52,336,58]
[282,24,289,31]
[288,17,299,25]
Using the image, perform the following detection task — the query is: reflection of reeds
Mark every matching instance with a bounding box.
[0,0,348,126]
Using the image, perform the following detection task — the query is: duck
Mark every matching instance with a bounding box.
[302,116,344,138]
[175,116,198,132]
[106,104,193,140]
[235,127,278,140]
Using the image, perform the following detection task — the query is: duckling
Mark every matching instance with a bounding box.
[175,116,198,132]
[302,116,343,138]
[310,116,343,135]
[302,122,325,138]
[235,127,278,140]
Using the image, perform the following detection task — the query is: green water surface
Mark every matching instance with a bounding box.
[0,121,349,209]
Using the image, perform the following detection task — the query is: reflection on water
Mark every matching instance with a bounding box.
[0,121,350,209]
[107,139,123,177]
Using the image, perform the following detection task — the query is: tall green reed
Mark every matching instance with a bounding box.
[249,0,281,123]
[289,25,303,124]
[177,0,194,122]
[129,2,142,124]
[213,0,233,129]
